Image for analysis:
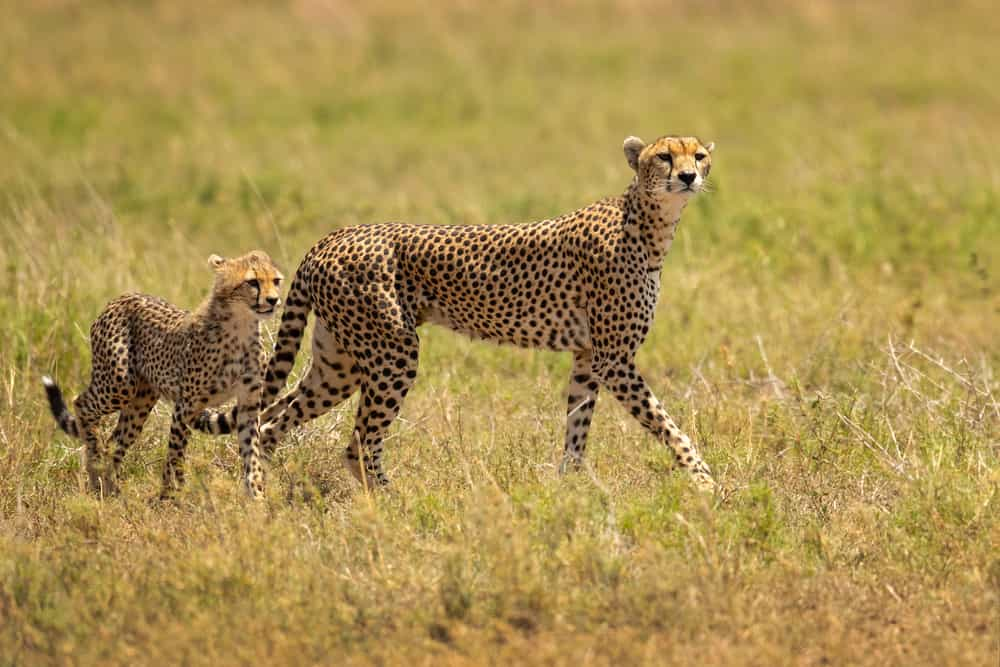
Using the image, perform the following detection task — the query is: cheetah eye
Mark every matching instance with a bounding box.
[273,278,282,286]
[246,279,260,289]
[657,153,672,164]
[695,153,707,161]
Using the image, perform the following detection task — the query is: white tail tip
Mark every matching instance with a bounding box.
[42,376,55,387]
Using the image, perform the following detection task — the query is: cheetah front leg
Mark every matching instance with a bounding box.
[560,351,600,473]
[594,356,715,492]
[235,370,265,500]
[109,385,158,491]
[160,403,193,500]
[256,332,362,459]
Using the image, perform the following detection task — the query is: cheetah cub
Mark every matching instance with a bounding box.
[42,251,283,500]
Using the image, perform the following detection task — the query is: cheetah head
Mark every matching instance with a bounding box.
[624,135,714,198]
[208,250,284,318]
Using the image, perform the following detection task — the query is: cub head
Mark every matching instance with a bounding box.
[624,135,714,198]
[208,250,284,318]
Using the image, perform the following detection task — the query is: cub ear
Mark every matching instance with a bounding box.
[704,141,715,153]
[207,254,226,270]
[623,136,645,172]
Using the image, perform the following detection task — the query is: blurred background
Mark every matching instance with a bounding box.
[2,1,996,370]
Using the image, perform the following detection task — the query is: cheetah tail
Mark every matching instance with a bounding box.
[41,376,81,439]
[262,268,312,402]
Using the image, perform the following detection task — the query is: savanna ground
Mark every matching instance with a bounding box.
[1,1,998,664]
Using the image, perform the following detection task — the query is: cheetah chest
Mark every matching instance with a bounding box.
[639,270,662,329]
[644,270,661,307]
[195,347,254,408]
[419,292,591,352]
[215,355,248,394]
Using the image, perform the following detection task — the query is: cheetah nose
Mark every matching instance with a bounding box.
[678,171,696,186]
[266,296,279,306]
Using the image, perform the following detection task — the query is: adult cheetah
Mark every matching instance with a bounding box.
[199,136,717,492]
[43,251,283,499]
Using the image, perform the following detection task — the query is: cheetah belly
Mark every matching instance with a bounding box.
[421,300,591,352]
[400,231,591,351]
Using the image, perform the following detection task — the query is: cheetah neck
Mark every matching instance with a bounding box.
[623,182,689,271]
[190,295,260,338]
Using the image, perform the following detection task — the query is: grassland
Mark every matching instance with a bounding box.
[1,1,998,664]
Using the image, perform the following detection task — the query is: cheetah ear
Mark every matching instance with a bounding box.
[623,136,645,172]
[207,254,226,270]
[704,141,715,153]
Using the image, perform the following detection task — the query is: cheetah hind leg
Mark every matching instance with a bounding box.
[256,350,363,474]
[343,426,390,490]
[73,389,118,496]
[343,430,368,486]
[108,385,158,494]
[345,345,419,490]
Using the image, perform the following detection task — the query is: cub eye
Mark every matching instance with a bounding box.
[246,279,260,289]
[695,152,707,161]
[273,278,282,286]
[657,153,673,163]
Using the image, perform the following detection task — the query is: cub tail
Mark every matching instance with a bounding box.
[42,376,81,439]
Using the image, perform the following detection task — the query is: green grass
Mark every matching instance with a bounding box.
[1,1,998,664]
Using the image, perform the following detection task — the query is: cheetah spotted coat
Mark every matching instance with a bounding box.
[43,251,283,499]
[198,136,717,493]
